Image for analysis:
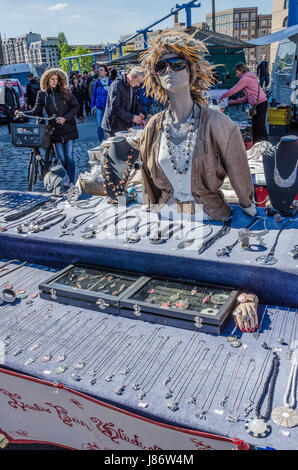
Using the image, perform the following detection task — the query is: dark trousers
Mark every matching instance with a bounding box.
[252,101,269,144]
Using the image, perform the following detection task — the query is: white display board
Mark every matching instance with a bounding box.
[0,368,249,451]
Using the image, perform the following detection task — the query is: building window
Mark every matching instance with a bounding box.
[284,0,289,9]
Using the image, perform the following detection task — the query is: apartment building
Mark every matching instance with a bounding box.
[1,32,60,68]
[271,0,289,69]
[28,37,60,68]
[206,8,272,69]
[0,34,4,66]
[2,32,41,65]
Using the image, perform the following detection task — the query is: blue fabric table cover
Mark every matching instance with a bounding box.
[0,260,297,451]
[0,191,297,308]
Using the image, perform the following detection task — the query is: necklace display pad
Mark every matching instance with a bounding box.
[119,276,240,335]
[1,259,298,450]
[263,137,298,216]
[101,137,139,203]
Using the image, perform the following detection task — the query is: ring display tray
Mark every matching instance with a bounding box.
[120,277,240,334]
[39,265,240,334]
[39,263,147,315]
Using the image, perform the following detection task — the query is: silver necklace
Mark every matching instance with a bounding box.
[196,352,232,420]
[187,344,224,405]
[114,330,164,395]
[54,318,107,363]
[131,336,170,392]
[218,349,247,409]
[105,335,145,383]
[164,105,196,175]
[24,312,81,365]
[288,311,298,360]
[88,325,137,385]
[274,149,298,188]
[168,345,209,413]
[166,339,205,399]
[226,359,256,423]
[117,327,163,378]
[137,340,182,404]
[71,323,122,380]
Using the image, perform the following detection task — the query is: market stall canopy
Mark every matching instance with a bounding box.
[186,26,255,48]
[247,24,298,46]
[104,50,146,66]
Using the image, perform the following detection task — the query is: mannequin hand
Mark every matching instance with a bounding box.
[242,202,257,218]
[232,293,259,333]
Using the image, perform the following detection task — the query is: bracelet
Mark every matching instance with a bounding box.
[1,288,16,303]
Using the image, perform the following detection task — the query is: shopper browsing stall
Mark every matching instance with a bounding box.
[218,63,268,144]
[102,67,145,138]
[139,31,257,222]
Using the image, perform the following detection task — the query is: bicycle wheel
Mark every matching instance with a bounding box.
[28,149,39,192]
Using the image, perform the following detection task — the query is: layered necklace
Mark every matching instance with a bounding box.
[163,105,196,175]
[274,149,298,188]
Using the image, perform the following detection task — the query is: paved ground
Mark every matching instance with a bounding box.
[0,114,100,193]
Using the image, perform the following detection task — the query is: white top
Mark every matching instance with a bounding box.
[158,128,198,203]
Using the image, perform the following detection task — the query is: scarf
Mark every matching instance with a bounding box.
[99,77,110,92]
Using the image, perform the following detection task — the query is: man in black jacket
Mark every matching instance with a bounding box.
[3,80,20,134]
[257,55,270,89]
[26,73,40,109]
[102,67,145,137]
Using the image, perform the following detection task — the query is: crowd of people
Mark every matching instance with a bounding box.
[4,52,271,191]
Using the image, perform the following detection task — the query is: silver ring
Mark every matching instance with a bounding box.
[232,309,242,318]
[242,315,250,322]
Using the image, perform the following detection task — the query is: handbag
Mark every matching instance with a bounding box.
[249,84,261,117]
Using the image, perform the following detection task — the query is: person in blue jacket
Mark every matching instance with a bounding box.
[91,64,112,143]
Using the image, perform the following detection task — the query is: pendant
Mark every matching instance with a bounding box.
[132,383,141,391]
[74,362,85,370]
[167,401,179,412]
[105,375,114,382]
[245,418,271,438]
[41,354,52,363]
[29,344,40,351]
[271,406,298,428]
[230,339,242,349]
[186,396,196,405]
[196,410,207,420]
[24,358,35,366]
[202,296,211,305]
[114,385,126,395]
[56,365,68,375]
[165,390,173,399]
[256,254,278,266]
[89,378,97,386]
[138,391,146,400]
[56,354,67,363]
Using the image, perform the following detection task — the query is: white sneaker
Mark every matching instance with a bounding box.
[64,175,70,187]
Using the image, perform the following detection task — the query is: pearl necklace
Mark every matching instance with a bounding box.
[164,106,196,175]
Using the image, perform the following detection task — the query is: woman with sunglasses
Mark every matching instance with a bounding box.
[139,31,257,222]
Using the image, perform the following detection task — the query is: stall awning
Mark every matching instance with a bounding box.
[247,24,298,46]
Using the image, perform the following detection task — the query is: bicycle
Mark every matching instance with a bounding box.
[13,113,58,192]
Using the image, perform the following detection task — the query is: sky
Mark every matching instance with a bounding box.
[0,0,274,45]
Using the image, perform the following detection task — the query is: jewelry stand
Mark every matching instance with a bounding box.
[101,137,139,204]
[263,136,298,217]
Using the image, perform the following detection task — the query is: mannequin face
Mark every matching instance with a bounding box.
[157,53,190,93]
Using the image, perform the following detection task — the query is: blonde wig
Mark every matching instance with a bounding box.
[140,31,215,105]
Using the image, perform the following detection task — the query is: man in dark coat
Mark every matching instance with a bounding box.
[102,67,145,137]
[3,80,20,134]
[257,55,270,89]
[26,73,40,109]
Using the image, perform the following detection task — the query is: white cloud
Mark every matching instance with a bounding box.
[48,3,68,11]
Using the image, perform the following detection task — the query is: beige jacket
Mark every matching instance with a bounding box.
[139,105,254,221]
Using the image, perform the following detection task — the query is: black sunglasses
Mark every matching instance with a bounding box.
[155,57,188,75]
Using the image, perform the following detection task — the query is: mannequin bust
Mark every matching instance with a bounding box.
[263,135,298,216]
[139,31,257,221]
[100,136,139,203]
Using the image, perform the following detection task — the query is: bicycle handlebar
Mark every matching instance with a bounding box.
[18,113,57,121]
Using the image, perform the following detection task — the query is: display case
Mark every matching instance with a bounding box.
[39,263,147,315]
[119,277,240,335]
